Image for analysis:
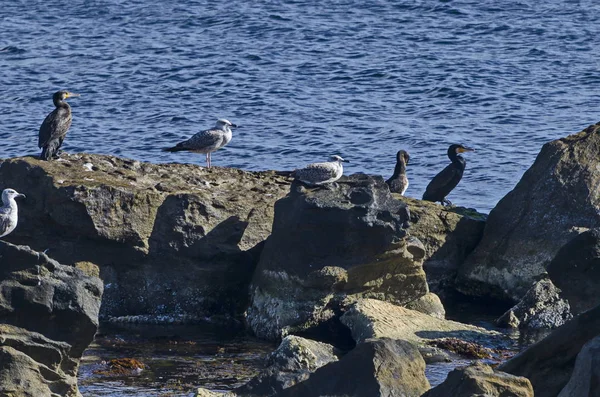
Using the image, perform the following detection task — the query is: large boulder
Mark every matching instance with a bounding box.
[547,228,600,315]
[422,363,533,397]
[0,241,103,396]
[401,197,486,295]
[500,303,600,397]
[247,175,427,340]
[496,279,572,329]
[0,154,290,320]
[340,298,498,344]
[457,124,600,301]
[233,335,340,396]
[279,338,430,397]
[557,335,600,397]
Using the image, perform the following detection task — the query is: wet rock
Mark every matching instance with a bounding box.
[0,241,103,396]
[233,335,340,396]
[278,338,430,397]
[423,363,533,397]
[496,279,572,329]
[247,175,426,340]
[557,335,600,397]
[458,124,600,301]
[547,228,600,315]
[340,298,499,344]
[405,292,446,319]
[0,154,291,320]
[417,346,452,364]
[401,197,486,296]
[500,303,600,397]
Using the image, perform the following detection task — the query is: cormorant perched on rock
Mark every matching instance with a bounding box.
[423,144,474,206]
[163,119,237,168]
[0,189,25,238]
[293,155,349,186]
[386,150,410,195]
[38,90,80,160]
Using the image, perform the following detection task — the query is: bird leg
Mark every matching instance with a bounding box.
[205,153,210,168]
[442,198,453,206]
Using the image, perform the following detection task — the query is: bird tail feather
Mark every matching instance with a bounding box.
[163,143,186,152]
[40,140,60,161]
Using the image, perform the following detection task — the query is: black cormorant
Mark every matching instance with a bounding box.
[422,144,474,205]
[163,119,237,168]
[38,90,80,161]
[386,150,410,195]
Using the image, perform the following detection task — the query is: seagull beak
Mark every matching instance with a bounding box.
[230,123,238,128]
[17,193,26,199]
[66,92,81,98]
[343,159,350,163]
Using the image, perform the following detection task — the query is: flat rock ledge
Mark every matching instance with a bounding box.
[340,298,499,344]
[0,154,291,321]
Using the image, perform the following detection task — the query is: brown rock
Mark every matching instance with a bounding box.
[423,363,533,397]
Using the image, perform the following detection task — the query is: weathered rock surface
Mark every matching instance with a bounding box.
[401,197,486,295]
[0,154,290,320]
[423,363,534,397]
[233,335,340,397]
[0,241,103,396]
[247,175,427,340]
[458,124,600,301]
[404,292,445,319]
[496,279,572,329]
[279,338,430,397]
[547,228,600,315]
[557,335,600,397]
[340,298,498,344]
[500,303,600,397]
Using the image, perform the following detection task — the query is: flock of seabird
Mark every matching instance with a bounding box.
[0,90,475,239]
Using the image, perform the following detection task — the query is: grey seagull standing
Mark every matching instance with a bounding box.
[292,155,349,186]
[163,119,238,168]
[0,189,26,238]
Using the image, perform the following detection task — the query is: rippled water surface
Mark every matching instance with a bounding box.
[3,1,600,211]
[3,3,588,394]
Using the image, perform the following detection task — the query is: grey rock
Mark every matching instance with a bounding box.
[457,124,600,301]
[0,241,103,396]
[279,338,430,397]
[423,363,533,397]
[0,154,290,321]
[233,335,340,397]
[557,335,600,397]
[500,303,600,397]
[401,197,486,296]
[405,292,446,319]
[496,279,572,329]
[547,227,600,315]
[247,174,427,340]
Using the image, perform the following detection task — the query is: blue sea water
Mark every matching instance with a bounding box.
[2,0,600,213]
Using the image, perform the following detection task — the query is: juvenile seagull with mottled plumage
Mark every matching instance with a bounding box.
[0,189,26,238]
[292,155,349,186]
[163,119,238,168]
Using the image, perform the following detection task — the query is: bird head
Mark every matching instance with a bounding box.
[449,144,474,156]
[330,155,349,163]
[397,150,410,164]
[53,90,80,103]
[216,119,238,129]
[2,189,25,203]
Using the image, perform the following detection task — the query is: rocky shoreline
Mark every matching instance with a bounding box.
[1,124,600,396]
